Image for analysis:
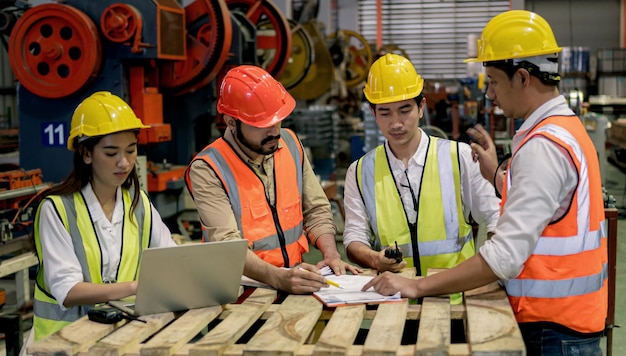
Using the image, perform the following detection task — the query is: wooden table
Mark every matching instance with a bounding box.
[27,269,525,356]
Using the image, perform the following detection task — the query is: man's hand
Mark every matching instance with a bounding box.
[277,263,328,294]
[362,271,419,299]
[377,249,406,272]
[318,252,362,275]
[466,124,499,183]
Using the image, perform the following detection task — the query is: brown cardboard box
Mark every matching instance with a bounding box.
[609,119,626,147]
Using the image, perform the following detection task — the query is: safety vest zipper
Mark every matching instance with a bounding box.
[270,203,290,267]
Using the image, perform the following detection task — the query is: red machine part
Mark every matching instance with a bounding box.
[226,0,292,78]
[160,0,232,95]
[8,3,102,99]
[100,3,146,54]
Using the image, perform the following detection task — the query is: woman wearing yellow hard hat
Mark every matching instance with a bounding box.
[363,11,606,355]
[30,92,177,341]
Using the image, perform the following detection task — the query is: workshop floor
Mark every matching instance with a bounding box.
[1,161,625,356]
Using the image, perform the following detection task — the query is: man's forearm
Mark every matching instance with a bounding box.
[415,253,499,298]
[314,233,342,259]
[243,249,284,289]
[345,242,379,269]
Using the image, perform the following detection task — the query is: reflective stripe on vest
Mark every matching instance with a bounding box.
[187,128,307,267]
[506,263,608,298]
[502,116,607,334]
[356,137,474,270]
[32,189,151,340]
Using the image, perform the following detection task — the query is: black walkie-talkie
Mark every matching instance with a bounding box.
[384,241,403,263]
[88,305,147,324]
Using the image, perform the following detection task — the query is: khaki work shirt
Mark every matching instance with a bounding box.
[187,129,336,247]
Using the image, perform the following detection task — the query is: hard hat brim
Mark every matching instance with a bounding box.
[238,93,295,128]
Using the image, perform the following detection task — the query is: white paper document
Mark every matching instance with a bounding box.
[313,273,402,307]
[241,267,401,307]
[240,266,335,288]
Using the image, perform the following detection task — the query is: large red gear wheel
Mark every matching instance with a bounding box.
[100,3,141,44]
[160,0,232,94]
[8,3,102,99]
[226,0,292,78]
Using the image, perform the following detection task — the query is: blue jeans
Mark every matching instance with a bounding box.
[520,324,602,356]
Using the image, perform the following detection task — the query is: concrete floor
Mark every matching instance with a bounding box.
[1,161,626,355]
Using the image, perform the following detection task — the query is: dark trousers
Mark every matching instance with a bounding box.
[519,323,602,356]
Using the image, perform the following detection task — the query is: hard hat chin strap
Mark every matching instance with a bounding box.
[485,54,561,84]
[515,60,561,84]
[513,54,559,74]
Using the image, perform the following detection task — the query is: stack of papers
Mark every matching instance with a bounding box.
[313,273,402,307]
[241,266,402,307]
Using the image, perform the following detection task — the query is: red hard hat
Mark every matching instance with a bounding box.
[217,65,295,128]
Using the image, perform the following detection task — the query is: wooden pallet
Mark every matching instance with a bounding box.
[27,277,525,356]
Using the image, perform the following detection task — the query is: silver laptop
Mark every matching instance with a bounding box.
[109,239,247,316]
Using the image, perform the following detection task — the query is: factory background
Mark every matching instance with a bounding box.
[0,0,625,355]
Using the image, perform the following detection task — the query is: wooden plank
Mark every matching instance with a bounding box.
[31,268,525,355]
[140,307,223,356]
[88,312,175,356]
[28,315,125,355]
[294,344,416,356]
[464,281,502,297]
[448,344,470,356]
[243,295,322,355]
[362,300,409,356]
[464,288,525,355]
[398,269,419,279]
[313,305,365,355]
[0,235,31,256]
[358,304,461,322]
[190,288,277,356]
[223,344,245,356]
[415,296,451,355]
[0,252,38,278]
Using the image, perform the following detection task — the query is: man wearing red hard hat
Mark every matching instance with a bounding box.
[186,65,360,294]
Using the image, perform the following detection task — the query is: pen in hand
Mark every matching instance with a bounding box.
[298,267,344,289]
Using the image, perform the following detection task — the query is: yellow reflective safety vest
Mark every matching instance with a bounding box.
[356,137,474,303]
[32,189,152,340]
[502,115,607,334]
[186,128,308,267]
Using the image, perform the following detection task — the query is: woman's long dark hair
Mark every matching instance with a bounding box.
[45,133,142,222]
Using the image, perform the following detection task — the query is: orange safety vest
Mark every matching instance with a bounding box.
[186,128,308,267]
[501,115,607,334]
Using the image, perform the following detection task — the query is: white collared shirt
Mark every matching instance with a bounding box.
[343,128,501,249]
[479,95,580,280]
[37,183,176,308]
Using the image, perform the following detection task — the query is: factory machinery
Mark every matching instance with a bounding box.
[5,0,299,221]
[3,0,376,223]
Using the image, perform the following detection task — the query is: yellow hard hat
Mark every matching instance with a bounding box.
[67,91,149,150]
[363,53,424,104]
[465,10,562,63]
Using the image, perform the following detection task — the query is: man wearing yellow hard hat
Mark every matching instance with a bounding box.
[342,52,500,304]
[363,10,606,354]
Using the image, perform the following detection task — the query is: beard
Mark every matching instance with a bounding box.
[235,121,280,155]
